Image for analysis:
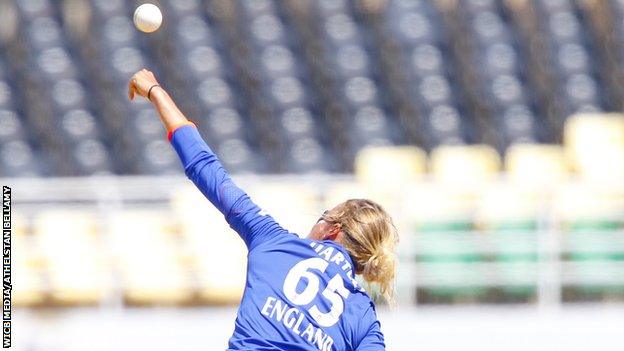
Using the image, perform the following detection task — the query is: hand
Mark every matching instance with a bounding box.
[128,69,160,101]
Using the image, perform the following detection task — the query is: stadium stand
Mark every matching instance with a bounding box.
[3,0,624,308]
[1,0,624,176]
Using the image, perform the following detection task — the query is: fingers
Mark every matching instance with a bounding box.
[128,84,135,101]
[129,69,157,101]
[128,75,137,100]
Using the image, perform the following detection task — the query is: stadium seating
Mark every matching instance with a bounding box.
[34,210,110,305]
[564,113,624,181]
[171,186,247,304]
[1,0,623,175]
[110,211,193,305]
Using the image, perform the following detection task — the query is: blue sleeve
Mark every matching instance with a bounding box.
[356,307,386,350]
[170,125,288,250]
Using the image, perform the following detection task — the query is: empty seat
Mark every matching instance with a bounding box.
[60,109,99,142]
[430,144,501,184]
[166,0,201,18]
[132,108,164,142]
[391,11,438,45]
[51,79,88,112]
[564,113,624,181]
[277,106,317,142]
[426,104,466,145]
[72,138,112,175]
[410,44,446,76]
[0,140,42,177]
[110,211,193,305]
[404,181,476,233]
[260,44,297,78]
[26,16,64,50]
[91,0,126,18]
[417,75,454,108]
[342,76,379,108]
[483,43,519,76]
[477,180,540,229]
[200,107,246,142]
[34,211,110,305]
[197,77,234,109]
[557,42,591,75]
[0,109,24,142]
[489,74,526,106]
[349,105,393,141]
[332,44,371,78]
[501,104,538,143]
[13,235,46,307]
[101,16,138,49]
[214,138,263,173]
[354,145,427,186]
[471,11,511,44]
[505,143,568,186]
[555,182,624,231]
[175,15,215,49]
[136,139,181,175]
[267,76,308,108]
[186,45,224,79]
[249,14,287,46]
[284,137,335,173]
[0,81,14,109]
[323,13,361,46]
[15,0,53,20]
[35,47,77,81]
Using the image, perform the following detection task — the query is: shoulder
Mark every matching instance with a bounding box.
[249,230,311,252]
[353,301,385,350]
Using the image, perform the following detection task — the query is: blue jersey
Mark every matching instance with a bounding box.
[171,125,386,351]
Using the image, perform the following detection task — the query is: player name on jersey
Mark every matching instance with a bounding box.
[261,296,334,351]
[309,241,363,292]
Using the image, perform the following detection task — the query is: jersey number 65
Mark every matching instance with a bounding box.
[283,258,351,327]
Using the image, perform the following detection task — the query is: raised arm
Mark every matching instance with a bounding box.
[128,69,288,250]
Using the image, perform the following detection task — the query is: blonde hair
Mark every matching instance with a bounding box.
[323,199,399,303]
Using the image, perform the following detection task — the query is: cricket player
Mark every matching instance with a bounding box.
[129,69,398,351]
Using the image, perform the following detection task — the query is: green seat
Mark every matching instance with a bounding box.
[415,222,482,262]
[564,231,624,261]
[567,220,622,233]
[417,261,488,302]
[414,222,490,302]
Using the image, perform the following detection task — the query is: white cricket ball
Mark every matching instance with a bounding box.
[133,4,162,33]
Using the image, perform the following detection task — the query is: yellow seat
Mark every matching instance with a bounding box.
[476,181,541,231]
[564,113,624,181]
[414,145,500,233]
[505,143,568,186]
[34,211,110,305]
[12,212,28,237]
[110,211,193,305]
[354,146,427,187]
[430,144,501,185]
[171,186,251,304]
[13,236,46,307]
[555,182,624,231]
[405,182,475,232]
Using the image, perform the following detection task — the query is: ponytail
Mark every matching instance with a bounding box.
[361,246,397,302]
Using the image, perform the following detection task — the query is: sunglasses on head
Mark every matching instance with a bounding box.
[318,210,329,223]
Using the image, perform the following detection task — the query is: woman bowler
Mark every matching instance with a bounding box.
[128,69,399,351]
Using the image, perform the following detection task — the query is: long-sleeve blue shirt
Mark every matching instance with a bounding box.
[171,125,386,350]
